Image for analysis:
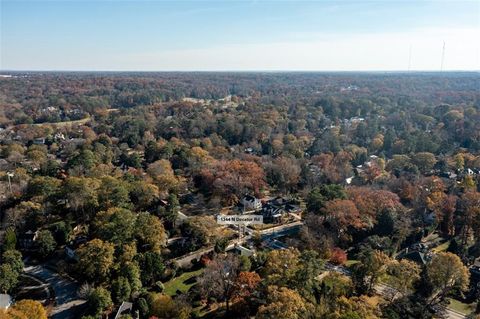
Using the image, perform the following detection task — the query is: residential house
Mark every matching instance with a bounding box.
[64,246,78,262]
[244,147,255,154]
[32,137,46,145]
[439,171,458,180]
[240,195,262,211]
[0,294,12,309]
[262,202,285,223]
[398,243,432,266]
[64,235,87,262]
[400,250,431,266]
[470,257,480,283]
[235,245,255,257]
[284,202,301,214]
[18,230,38,249]
[114,301,134,319]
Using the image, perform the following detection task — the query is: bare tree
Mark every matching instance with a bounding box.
[197,254,240,314]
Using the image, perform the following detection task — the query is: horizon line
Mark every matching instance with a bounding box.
[1,69,479,73]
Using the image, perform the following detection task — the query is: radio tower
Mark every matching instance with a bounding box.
[440,41,445,71]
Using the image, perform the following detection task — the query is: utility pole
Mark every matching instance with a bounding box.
[7,172,14,195]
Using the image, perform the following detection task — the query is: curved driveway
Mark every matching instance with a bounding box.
[24,265,86,319]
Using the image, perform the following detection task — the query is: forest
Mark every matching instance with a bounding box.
[0,71,479,319]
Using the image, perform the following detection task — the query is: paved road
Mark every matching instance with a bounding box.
[173,221,303,268]
[443,309,467,319]
[24,265,86,319]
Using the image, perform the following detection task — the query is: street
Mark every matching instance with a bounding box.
[23,265,86,319]
[173,220,303,268]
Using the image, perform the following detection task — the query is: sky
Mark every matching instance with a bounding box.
[1,0,479,71]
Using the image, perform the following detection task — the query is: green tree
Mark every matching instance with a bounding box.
[307,184,347,213]
[76,239,115,283]
[94,207,136,246]
[26,176,61,200]
[426,252,470,305]
[385,259,420,300]
[87,287,113,316]
[351,250,390,294]
[62,177,99,221]
[135,212,167,253]
[262,248,301,287]
[136,252,164,286]
[317,272,353,316]
[35,230,56,258]
[166,193,180,228]
[2,250,24,274]
[294,250,324,295]
[137,297,149,318]
[0,264,19,293]
[120,262,142,294]
[411,152,437,174]
[67,149,97,171]
[112,276,132,303]
[49,221,71,245]
[3,228,17,251]
[129,181,159,211]
[97,176,131,210]
[214,238,229,254]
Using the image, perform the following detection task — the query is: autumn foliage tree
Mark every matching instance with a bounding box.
[458,191,480,246]
[232,271,261,301]
[426,252,470,306]
[76,239,115,283]
[385,259,421,300]
[347,187,401,228]
[199,159,266,205]
[4,300,47,319]
[322,199,364,242]
[197,254,239,313]
[257,286,310,319]
[329,247,348,265]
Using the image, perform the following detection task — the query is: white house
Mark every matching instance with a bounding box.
[240,195,262,211]
[0,294,12,309]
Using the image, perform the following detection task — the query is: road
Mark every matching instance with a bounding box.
[443,309,467,319]
[173,220,303,268]
[257,220,303,239]
[24,265,86,319]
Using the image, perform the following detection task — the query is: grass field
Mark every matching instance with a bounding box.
[345,259,359,267]
[447,298,477,315]
[30,116,91,127]
[432,240,450,252]
[164,269,204,296]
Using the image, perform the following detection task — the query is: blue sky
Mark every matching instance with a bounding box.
[1,0,479,71]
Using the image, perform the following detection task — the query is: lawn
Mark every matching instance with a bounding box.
[432,240,450,253]
[164,269,204,297]
[447,298,477,315]
[30,115,91,127]
[345,259,359,267]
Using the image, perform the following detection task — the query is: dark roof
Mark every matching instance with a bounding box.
[270,196,287,205]
[402,251,428,265]
[285,203,300,212]
[243,194,258,201]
